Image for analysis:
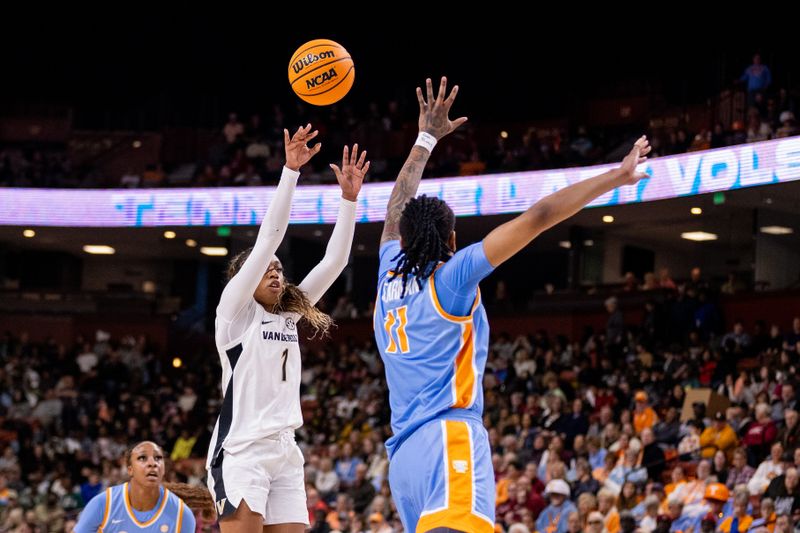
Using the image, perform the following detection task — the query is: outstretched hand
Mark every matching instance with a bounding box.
[618,135,652,185]
[416,76,468,141]
[284,124,321,171]
[330,144,369,202]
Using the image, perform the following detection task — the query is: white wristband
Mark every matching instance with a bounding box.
[414,132,437,152]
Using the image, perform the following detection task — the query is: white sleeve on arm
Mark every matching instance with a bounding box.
[298,197,357,305]
[216,166,299,322]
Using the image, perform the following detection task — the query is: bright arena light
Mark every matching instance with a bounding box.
[200,246,228,256]
[681,231,717,242]
[83,245,116,254]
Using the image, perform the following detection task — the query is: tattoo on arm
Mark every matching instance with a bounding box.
[380,146,430,244]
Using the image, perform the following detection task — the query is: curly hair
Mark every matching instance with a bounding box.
[227,248,333,337]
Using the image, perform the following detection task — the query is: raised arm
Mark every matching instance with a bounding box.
[482,136,652,267]
[380,76,468,244]
[299,144,369,305]
[217,124,321,321]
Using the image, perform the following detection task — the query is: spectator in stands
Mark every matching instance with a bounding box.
[765,466,800,518]
[746,497,775,533]
[711,450,729,485]
[746,108,773,143]
[367,512,391,533]
[570,126,594,162]
[633,392,658,435]
[336,443,363,490]
[141,163,166,187]
[779,409,800,453]
[565,511,581,533]
[622,272,638,292]
[576,492,599,526]
[682,483,729,532]
[740,53,772,105]
[716,489,752,533]
[348,464,375,515]
[233,163,262,186]
[169,429,197,461]
[119,169,141,188]
[725,447,755,491]
[496,460,524,507]
[586,511,606,533]
[700,411,738,459]
[536,480,577,533]
[653,407,681,446]
[306,488,329,527]
[637,496,659,533]
[678,421,703,457]
[774,513,792,533]
[606,449,646,495]
[784,317,800,355]
[223,112,244,145]
[597,488,620,533]
[617,482,639,512]
[316,457,340,504]
[572,458,600,498]
[639,428,665,482]
[745,401,778,460]
[722,321,752,355]
[658,268,677,291]
[775,111,798,138]
[641,273,659,291]
[748,442,786,496]
[773,383,798,425]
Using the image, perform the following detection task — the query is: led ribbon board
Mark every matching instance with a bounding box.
[1,137,798,227]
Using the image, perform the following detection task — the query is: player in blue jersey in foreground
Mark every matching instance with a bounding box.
[74,441,203,532]
[374,76,651,533]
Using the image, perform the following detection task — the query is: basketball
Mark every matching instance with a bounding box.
[288,39,354,106]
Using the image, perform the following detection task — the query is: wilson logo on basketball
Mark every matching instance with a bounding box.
[305,68,338,89]
[288,39,354,105]
[291,51,335,74]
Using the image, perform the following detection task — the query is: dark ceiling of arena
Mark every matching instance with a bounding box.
[3,9,793,126]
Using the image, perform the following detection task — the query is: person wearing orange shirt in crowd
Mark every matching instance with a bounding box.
[747,497,776,533]
[664,466,689,505]
[699,411,739,459]
[496,460,524,507]
[593,452,619,485]
[633,391,658,435]
[597,488,620,533]
[682,460,714,507]
[716,490,752,533]
[683,483,730,532]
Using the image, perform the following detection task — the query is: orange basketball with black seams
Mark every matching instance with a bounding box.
[288,39,354,106]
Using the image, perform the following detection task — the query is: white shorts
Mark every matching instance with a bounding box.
[207,431,308,526]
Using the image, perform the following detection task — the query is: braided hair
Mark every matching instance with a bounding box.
[391,195,455,296]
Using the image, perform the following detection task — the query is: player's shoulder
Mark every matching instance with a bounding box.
[378,240,401,275]
[451,241,486,261]
[380,239,401,255]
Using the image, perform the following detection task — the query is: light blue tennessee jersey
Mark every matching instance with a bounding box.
[74,482,195,533]
[374,241,494,458]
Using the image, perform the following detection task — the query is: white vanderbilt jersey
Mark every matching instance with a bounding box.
[207,302,302,467]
